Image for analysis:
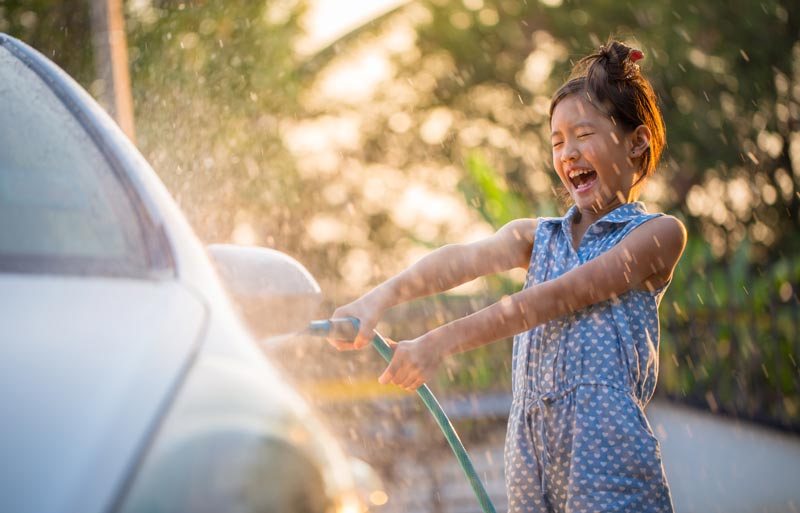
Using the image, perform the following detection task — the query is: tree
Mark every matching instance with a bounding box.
[282,0,800,426]
[0,0,93,82]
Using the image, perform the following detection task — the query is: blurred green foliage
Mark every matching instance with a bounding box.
[0,0,93,81]
[2,0,798,429]
[660,235,800,429]
[461,150,535,227]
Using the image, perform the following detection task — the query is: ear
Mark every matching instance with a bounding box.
[628,125,651,158]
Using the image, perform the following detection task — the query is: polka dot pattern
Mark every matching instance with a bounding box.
[505,202,674,512]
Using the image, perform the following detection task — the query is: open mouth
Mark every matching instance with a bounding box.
[568,169,598,192]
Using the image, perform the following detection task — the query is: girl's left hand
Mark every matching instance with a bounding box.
[378,335,443,391]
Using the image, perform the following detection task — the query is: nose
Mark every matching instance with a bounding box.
[560,141,579,163]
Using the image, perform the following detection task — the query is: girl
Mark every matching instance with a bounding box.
[329,40,686,512]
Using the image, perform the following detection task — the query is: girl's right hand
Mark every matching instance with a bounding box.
[328,291,389,351]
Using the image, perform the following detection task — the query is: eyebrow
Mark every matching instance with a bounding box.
[551,122,597,137]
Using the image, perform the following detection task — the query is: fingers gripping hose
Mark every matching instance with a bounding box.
[305,318,497,513]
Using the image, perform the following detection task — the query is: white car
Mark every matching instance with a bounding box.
[0,32,376,513]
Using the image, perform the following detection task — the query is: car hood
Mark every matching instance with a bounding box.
[0,273,207,513]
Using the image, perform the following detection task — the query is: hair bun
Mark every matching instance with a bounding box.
[596,41,641,81]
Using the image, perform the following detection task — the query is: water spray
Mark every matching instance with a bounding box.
[304,317,497,513]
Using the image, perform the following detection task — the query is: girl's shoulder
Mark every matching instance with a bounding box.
[615,205,687,261]
[497,217,539,238]
[633,213,686,240]
[596,202,684,237]
[623,214,688,291]
[483,218,537,270]
[494,218,539,254]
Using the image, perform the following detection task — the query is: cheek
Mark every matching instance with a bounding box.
[583,140,607,160]
[552,154,567,180]
[599,138,628,164]
[588,140,623,172]
[550,158,567,184]
[551,150,562,173]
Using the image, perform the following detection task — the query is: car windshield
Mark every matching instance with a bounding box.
[0,45,152,277]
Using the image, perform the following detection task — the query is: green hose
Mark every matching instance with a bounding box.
[305,318,497,513]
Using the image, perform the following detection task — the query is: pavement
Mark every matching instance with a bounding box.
[649,401,800,513]
[357,395,800,513]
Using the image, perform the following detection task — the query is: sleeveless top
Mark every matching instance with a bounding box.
[504,202,674,512]
[511,201,667,405]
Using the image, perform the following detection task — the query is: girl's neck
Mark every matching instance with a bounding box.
[575,198,625,225]
[570,214,591,251]
[570,200,638,250]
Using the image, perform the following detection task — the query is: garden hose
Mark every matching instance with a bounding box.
[304,317,497,513]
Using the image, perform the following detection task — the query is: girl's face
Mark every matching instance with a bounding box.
[550,94,646,217]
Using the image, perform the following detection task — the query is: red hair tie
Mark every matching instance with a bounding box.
[629,49,644,62]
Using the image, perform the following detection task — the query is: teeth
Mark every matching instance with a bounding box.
[568,169,593,179]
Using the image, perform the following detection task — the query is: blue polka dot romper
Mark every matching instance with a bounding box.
[505,202,674,513]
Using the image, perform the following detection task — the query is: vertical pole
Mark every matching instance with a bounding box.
[89,0,136,142]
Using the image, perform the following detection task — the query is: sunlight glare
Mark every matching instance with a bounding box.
[517,31,567,93]
[295,0,410,56]
[420,107,454,145]
[316,48,395,104]
[282,115,361,154]
[231,221,258,246]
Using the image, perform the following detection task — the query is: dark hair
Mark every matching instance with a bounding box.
[549,40,666,184]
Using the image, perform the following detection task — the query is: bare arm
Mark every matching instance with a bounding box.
[330,218,538,348]
[378,218,537,307]
[380,215,687,388]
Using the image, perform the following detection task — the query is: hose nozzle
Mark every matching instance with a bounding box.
[304,317,360,341]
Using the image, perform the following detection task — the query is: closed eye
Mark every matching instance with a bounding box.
[577,132,594,138]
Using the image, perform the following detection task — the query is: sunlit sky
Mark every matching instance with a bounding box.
[296,0,410,55]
